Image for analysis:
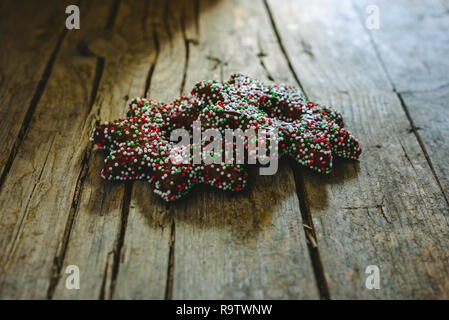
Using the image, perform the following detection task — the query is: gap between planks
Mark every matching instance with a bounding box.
[4,0,346,299]
[2,0,445,300]
[163,3,196,299]
[42,0,351,299]
[265,0,449,299]
[0,26,68,192]
[351,1,449,207]
[263,0,331,300]
[104,0,328,299]
[46,0,122,299]
[266,0,449,299]
[100,0,187,298]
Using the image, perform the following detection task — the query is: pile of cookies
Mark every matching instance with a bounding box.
[91,74,361,202]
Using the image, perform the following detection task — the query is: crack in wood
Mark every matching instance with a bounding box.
[46,136,93,298]
[2,135,57,270]
[396,91,449,206]
[263,0,331,299]
[262,0,307,96]
[46,54,105,299]
[292,167,331,299]
[141,0,150,38]
[377,204,391,225]
[164,218,176,300]
[342,200,391,225]
[206,55,227,73]
[106,0,121,30]
[163,2,196,300]
[352,1,449,208]
[194,0,200,38]
[108,182,132,299]
[256,34,274,81]
[0,27,68,192]
[180,8,191,96]
[45,0,121,299]
[163,0,173,47]
[144,27,160,98]
[98,251,112,299]
[300,39,314,59]
[257,54,274,82]
[102,2,164,298]
[399,140,417,173]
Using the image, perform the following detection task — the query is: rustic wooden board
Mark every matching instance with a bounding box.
[0,0,117,299]
[51,0,173,299]
[399,88,449,200]
[169,0,319,299]
[267,0,449,299]
[0,0,69,184]
[1,0,447,300]
[112,0,189,300]
[53,0,221,300]
[352,0,449,200]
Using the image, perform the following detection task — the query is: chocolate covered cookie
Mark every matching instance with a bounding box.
[91,74,361,202]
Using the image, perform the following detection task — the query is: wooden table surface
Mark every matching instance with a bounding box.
[0,0,448,300]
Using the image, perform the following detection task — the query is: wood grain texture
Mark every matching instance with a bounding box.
[0,0,115,299]
[112,0,190,300]
[352,0,449,199]
[267,0,449,299]
[170,0,319,299]
[0,0,69,182]
[1,0,447,300]
[399,88,449,199]
[51,0,172,299]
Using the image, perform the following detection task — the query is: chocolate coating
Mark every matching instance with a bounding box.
[91,74,361,202]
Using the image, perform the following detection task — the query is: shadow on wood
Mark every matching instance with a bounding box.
[80,0,330,241]
[296,159,361,214]
[120,164,296,242]
[81,0,362,242]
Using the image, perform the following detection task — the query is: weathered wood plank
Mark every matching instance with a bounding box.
[50,0,173,299]
[170,0,319,299]
[0,0,68,182]
[399,88,449,199]
[111,0,189,300]
[354,0,449,93]
[268,0,449,299]
[0,0,116,299]
[352,0,449,199]
[112,0,228,300]
[3,0,445,300]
